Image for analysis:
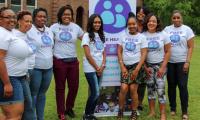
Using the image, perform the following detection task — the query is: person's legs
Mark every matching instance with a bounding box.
[36,68,53,120]
[176,63,189,115]
[21,79,34,120]
[30,68,43,120]
[146,66,156,117]
[84,72,100,115]
[130,84,139,110]
[53,58,68,115]
[167,63,178,113]
[130,83,139,120]
[137,83,146,110]
[1,103,24,120]
[155,68,166,120]
[65,61,79,113]
[0,77,25,120]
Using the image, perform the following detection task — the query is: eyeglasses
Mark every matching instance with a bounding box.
[0,16,17,20]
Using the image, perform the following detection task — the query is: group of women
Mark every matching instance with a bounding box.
[0,4,194,120]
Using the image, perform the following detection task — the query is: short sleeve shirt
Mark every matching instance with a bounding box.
[143,31,171,63]
[164,25,195,63]
[27,25,54,69]
[81,33,105,72]
[0,27,30,76]
[50,22,84,58]
[118,32,148,65]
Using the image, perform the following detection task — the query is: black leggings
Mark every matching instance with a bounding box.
[167,62,189,114]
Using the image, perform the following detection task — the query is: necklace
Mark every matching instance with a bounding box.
[36,25,45,33]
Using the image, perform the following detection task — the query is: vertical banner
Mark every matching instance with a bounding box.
[89,0,136,117]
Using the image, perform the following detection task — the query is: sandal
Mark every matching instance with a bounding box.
[170,111,176,116]
[182,114,189,120]
[130,110,137,120]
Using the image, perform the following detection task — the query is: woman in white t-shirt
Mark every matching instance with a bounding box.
[0,8,32,120]
[13,10,35,120]
[27,8,54,120]
[81,14,106,120]
[50,5,84,120]
[164,10,195,120]
[117,12,147,120]
[143,13,171,120]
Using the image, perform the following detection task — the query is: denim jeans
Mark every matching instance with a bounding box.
[22,69,34,120]
[30,68,53,120]
[84,72,101,115]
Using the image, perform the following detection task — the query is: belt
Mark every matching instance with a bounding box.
[9,75,26,80]
[61,57,78,62]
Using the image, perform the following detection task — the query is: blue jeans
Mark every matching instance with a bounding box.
[0,76,34,120]
[84,72,101,115]
[22,69,34,120]
[30,68,53,120]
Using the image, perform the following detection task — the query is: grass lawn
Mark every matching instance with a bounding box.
[45,36,200,120]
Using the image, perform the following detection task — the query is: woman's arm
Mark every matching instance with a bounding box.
[98,50,106,76]
[157,43,171,78]
[131,48,147,80]
[183,37,194,72]
[117,45,128,79]
[83,45,100,71]
[0,50,13,98]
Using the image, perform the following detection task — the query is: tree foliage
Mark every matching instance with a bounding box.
[144,0,200,34]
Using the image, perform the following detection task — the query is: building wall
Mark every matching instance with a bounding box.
[1,0,143,30]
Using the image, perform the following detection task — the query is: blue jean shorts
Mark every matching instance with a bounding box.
[0,76,26,105]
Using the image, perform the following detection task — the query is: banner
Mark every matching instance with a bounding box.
[89,0,136,117]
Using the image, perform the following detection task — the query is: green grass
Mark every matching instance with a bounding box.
[45,37,200,120]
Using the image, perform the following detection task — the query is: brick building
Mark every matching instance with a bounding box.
[0,0,143,29]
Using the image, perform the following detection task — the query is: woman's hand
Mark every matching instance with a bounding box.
[4,82,13,98]
[157,67,165,78]
[97,65,106,76]
[131,69,139,81]
[145,67,152,79]
[183,62,190,73]
[121,66,128,79]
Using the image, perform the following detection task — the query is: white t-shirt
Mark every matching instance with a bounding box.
[50,22,84,58]
[13,29,36,70]
[81,33,105,72]
[118,32,148,65]
[0,27,31,76]
[164,24,195,63]
[27,25,54,69]
[143,31,171,63]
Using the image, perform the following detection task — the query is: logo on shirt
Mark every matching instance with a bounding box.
[148,41,159,49]
[41,35,52,45]
[29,43,37,53]
[170,34,180,43]
[59,31,72,41]
[125,42,136,51]
[94,0,131,33]
[95,41,104,50]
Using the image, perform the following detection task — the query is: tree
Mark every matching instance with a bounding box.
[144,0,200,34]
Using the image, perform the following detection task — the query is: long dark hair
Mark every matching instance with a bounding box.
[143,13,163,32]
[57,5,74,24]
[87,14,105,43]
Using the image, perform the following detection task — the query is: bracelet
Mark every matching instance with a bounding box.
[185,61,190,64]
[119,60,123,63]
[102,64,106,67]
